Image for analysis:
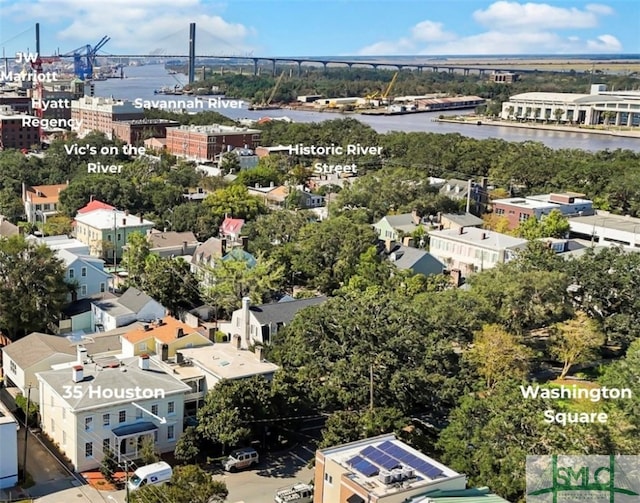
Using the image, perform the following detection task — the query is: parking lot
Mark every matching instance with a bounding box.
[213,443,317,503]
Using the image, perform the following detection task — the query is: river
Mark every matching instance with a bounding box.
[95,64,640,152]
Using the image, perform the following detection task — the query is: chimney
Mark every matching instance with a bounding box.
[176,351,184,364]
[77,346,88,364]
[458,226,464,235]
[125,210,129,216]
[122,218,126,226]
[255,346,265,361]
[72,365,83,383]
[143,324,151,331]
[385,239,394,253]
[161,343,169,362]
[182,241,188,254]
[139,354,150,370]
[450,269,462,287]
[139,214,143,224]
[482,232,487,239]
[176,327,184,338]
[242,296,250,346]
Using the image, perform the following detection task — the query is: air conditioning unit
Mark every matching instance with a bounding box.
[402,467,414,479]
[378,471,393,485]
[391,469,403,482]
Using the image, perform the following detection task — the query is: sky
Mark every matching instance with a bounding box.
[0,0,638,57]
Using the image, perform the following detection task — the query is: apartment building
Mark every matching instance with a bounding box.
[0,110,39,150]
[165,124,261,161]
[22,182,68,223]
[112,118,179,145]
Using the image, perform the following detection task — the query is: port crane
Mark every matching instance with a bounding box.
[63,36,110,80]
[249,70,285,110]
[380,72,399,105]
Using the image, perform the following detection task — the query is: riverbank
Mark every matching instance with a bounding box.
[436,116,640,139]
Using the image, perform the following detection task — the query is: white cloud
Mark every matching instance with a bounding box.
[472,1,612,30]
[587,34,622,51]
[358,1,620,55]
[411,21,455,42]
[1,0,254,54]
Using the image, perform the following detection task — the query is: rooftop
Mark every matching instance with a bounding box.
[569,212,640,234]
[526,193,592,205]
[122,316,201,344]
[249,296,327,326]
[92,287,159,317]
[429,227,528,250]
[179,343,279,380]
[147,230,199,250]
[169,124,261,134]
[492,197,558,210]
[77,200,116,214]
[0,400,17,425]
[36,356,190,411]
[24,183,68,203]
[1,332,121,370]
[74,208,154,229]
[441,213,484,227]
[320,434,463,498]
[409,487,510,503]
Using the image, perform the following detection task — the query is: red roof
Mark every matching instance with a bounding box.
[78,200,116,214]
[221,216,245,235]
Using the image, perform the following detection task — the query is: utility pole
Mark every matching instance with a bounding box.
[124,459,130,503]
[465,179,472,214]
[369,363,374,410]
[22,384,32,483]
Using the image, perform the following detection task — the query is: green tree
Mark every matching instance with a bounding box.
[202,184,268,223]
[174,426,200,464]
[0,235,69,340]
[131,465,228,503]
[143,256,202,315]
[465,324,533,389]
[202,253,285,316]
[219,152,241,174]
[549,311,605,379]
[122,231,151,286]
[139,436,159,465]
[42,215,73,236]
[100,448,119,484]
[0,188,24,222]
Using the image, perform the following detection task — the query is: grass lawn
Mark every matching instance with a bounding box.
[547,379,602,413]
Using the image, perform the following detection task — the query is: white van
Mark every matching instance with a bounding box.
[224,448,259,472]
[128,461,172,491]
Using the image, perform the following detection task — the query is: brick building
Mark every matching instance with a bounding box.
[0,110,39,150]
[492,192,593,230]
[70,96,143,138]
[165,124,261,161]
[112,118,180,145]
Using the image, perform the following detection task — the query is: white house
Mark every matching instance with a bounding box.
[91,287,166,332]
[36,355,190,471]
[0,401,18,489]
[226,296,327,348]
[428,227,528,276]
[1,332,121,396]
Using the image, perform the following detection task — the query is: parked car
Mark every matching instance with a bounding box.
[224,448,259,472]
[128,461,172,491]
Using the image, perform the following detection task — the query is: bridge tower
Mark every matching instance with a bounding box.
[188,22,196,84]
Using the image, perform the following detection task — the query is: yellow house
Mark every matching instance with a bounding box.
[121,316,212,359]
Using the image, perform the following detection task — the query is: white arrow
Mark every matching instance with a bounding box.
[131,402,167,424]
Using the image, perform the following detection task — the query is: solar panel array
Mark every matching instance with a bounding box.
[347,440,445,480]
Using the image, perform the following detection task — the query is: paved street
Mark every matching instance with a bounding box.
[213,444,316,503]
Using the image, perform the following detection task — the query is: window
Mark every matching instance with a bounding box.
[103,438,110,452]
[81,285,87,296]
[151,404,158,416]
[81,267,87,277]
[138,343,147,351]
[519,213,530,222]
[117,233,122,241]
[85,442,93,458]
[69,268,75,279]
[103,414,110,427]
[100,283,105,293]
[168,402,175,415]
[167,425,175,440]
[495,208,505,215]
[85,416,93,431]
[324,473,333,484]
[154,431,158,442]
[118,410,126,423]
[9,361,16,373]
[136,408,143,420]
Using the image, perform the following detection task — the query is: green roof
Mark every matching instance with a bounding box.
[408,487,511,503]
